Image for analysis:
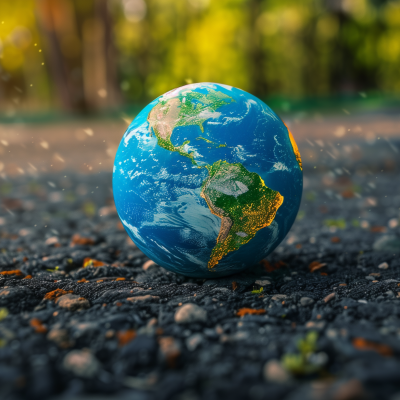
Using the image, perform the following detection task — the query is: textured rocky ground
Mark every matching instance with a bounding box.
[1,128,400,400]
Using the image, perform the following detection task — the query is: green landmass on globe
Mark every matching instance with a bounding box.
[200,161,284,269]
[147,86,290,270]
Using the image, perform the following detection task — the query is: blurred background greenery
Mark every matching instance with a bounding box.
[1,0,400,118]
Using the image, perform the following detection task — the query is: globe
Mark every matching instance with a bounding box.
[113,83,303,278]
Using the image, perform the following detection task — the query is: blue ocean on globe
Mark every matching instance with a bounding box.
[113,82,303,278]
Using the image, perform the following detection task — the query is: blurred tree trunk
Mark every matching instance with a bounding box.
[35,0,120,113]
[249,0,268,97]
[35,0,74,111]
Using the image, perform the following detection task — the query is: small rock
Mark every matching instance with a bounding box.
[203,280,219,286]
[378,262,389,270]
[263,360,290,383]
[306,321,326,329]
[71,322,99,339]
[300,297,314,306]
[186,333,204,351]
[159,336,181,367]
[142,260,157,271]
[283,276,292,282]
[255,279,271,286]
[308,352,328,367]
[56,294,90,311]
[174,303,207,324]
[47,328,70,347]
[373,235,400,252]
[0,289,11,297]
[365,276,375,280]
[332,379,366,400]
[271,294,287,301]
[63,350,100,378]
[126,295,159,303]
[323,293,335,303]
[45,236,59,246]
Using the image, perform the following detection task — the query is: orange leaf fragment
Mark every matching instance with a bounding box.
[370,226,387,233]
[236,308,266,317]
[341,190,355,199]
[77,278,88,283]
[159,336,181,368]
[352,337,392,357]
[44,289,73,301]
[331,236,341,243]
[117,329,136,347]
[70,234,95,246]
[30,318,47,334]
[0,270,24,277]
[23,275,32,279]
[260,260,286,273]
[115,277,126,281]
[309,261,327,273]
[232,281,238,291]
[83,257,105,268]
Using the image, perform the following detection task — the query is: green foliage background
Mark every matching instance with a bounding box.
[0,0,399,114]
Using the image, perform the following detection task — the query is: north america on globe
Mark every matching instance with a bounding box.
[113,82,303,277]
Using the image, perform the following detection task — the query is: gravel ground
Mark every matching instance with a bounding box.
[1,135,400,400]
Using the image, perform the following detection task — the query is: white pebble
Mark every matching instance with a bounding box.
[175,303,207,324]
[378,262,389,270]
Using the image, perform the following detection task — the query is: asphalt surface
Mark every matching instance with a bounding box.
[1,122,400,400]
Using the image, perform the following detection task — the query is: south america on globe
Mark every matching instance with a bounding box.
[113,83,303,277]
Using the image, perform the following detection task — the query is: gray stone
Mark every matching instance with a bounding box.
[174,303,207,324]
[378,262,389,270]
[57,294,90,311]
[126,295,159,303]
[373,235,400,252]
[300,297,314,306]
[63,350,100,378]
[263,360,290,383]
[271,294,287,301]
[203,280,219,286]
[255,279,271,286]
[186,333,204,351]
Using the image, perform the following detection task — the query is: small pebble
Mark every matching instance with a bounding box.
[323,293,335,303]
[263,360,290,383]
[126,295,159,303]
[271,294,287,301]
[56,294,90,311]
[300,297,314,306]
[175,303,207,324]
[186,333,204,351]
[378,262,389,270]
[63,350,100,378]
[255,279,271,286]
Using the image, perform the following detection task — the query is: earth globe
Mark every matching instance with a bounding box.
[113,83,303,278]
